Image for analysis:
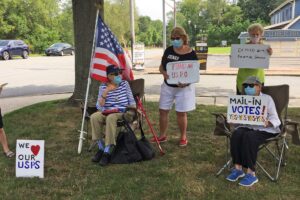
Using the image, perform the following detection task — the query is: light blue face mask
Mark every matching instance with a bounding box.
[172,39,183,48]
[244,86,256,95]
[113,75,122,85]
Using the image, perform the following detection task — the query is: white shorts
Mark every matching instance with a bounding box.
[159,82,196,112]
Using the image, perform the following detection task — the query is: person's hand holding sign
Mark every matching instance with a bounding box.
[267,47,273,56]
[0,83,8,95]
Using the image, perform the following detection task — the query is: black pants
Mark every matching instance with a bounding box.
[230,127,276,171]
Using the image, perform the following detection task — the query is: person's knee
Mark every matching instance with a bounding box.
[176,111,186,117]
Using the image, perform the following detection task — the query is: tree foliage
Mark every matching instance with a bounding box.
[0,0,73,53]
[238,0,283,23]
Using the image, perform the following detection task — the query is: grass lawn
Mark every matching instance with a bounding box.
[208,47,231,55]
[1,100,300,199]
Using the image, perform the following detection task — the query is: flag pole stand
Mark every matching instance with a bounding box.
[78,9,100,154]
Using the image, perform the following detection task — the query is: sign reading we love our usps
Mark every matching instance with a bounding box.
[166,60,200,84]
[16,140,45,178]
[227,95,268,126]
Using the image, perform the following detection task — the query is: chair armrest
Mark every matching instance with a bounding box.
[211,112,232,137]
[283,119,300,145]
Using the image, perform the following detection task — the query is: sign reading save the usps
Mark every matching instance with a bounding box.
[227,95,268,126]
[16,140,44,178]
[230,44,270,69]
[166,60,200,84]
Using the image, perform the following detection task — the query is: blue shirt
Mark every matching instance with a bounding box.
[96,80,136,112]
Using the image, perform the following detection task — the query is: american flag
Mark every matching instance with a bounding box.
[90,16,134,82]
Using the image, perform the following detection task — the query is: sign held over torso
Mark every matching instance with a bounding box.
[166,60,200,84]
[227,95,268,126]
[230,44,270,69]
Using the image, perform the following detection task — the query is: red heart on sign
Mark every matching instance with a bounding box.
[31,145,40,156]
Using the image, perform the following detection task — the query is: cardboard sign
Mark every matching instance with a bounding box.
[133,43,145,65]
[166,60,200,84]
[230,44,270,69]
[227,95,268,125]
[16,140,45,178]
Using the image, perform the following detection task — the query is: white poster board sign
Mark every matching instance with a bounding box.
[230,44,270,69]
[133,43,144,64]
[166,60,200,84]
[16,140,45,178]
[227,95,268,125]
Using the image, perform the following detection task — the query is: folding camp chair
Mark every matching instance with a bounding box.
[212,84,300,181]
[80,78,146,152]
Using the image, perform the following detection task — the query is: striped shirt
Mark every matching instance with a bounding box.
[96,80,136,112]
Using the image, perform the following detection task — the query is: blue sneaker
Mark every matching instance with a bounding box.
[226,169,245,182]
[239,173,258,187]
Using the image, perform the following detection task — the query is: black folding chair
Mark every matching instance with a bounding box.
[212,84,300,181]
[80,79,145,152]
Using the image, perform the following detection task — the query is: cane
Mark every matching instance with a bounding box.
[136,96,165,155]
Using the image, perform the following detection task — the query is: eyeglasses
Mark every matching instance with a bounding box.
[171,37,181,40]
[243,83,257,88]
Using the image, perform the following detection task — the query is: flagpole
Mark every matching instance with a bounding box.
[78,9,100,154]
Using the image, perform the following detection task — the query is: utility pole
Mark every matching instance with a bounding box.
[130,0,135,63]
[163,0,166,50]
[174,0,176,27]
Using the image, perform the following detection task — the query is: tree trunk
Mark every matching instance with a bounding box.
[69,0,104,106]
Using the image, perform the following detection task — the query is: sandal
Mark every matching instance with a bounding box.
[4,150,15,158]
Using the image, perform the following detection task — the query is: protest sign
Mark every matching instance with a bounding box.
[227,95,268,125]
[166,60,200,84]
[16,140,45,178]
[133,43,145,70]
[230,44,270,69]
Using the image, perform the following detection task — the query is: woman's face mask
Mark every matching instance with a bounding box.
[172,39,183,48]
[250,36,260,44]
[244,86,256,96]
[113,75,122,85]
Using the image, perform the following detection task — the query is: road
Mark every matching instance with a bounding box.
[1,51,300,109]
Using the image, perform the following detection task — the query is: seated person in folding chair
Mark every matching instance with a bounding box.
[226,76,281,187]
[90,65,136,166]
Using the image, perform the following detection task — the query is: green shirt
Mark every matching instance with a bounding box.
[236,68,265,93]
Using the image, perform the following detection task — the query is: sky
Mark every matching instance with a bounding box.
[135,0,175,21]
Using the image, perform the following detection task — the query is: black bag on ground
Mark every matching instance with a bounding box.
[136,120,155,160]
[110,130,143,164]
[110,115,155,164]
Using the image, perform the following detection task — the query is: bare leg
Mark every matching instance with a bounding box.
[0,128,10,153]
[235,164,242,170]
[247,168,255,176]
[159,109,169,137]
[176,112,187,140]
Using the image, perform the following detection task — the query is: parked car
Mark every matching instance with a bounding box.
[45,43,74,56]
[0,40,29,60]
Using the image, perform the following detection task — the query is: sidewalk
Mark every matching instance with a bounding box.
[1,66,300,115]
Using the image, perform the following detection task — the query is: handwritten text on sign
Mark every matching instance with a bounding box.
[166,60,200,84]
[230,44,270,69]
[16,140,45,178]
[227,95,268,125]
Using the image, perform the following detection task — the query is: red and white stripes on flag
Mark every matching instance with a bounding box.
[90,16,134,83]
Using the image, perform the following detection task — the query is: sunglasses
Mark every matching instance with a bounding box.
[243,83,257,88]
[171,37,181,40]
[108,72,120,76]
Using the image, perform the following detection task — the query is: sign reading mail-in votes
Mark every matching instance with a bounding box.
[227,95,268,126]
[230,44,270,69]
[166,60,200,84]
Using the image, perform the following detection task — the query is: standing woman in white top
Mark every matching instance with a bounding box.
[151,27,198,147]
